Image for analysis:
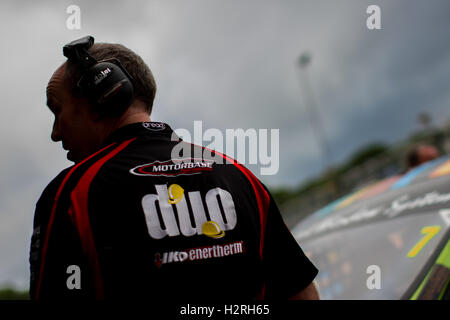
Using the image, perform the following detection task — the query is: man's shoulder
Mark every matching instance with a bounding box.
[38,167,73,198]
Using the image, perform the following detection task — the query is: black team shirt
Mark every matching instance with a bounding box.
[29,122,318,300]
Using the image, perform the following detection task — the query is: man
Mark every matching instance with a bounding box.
[29,36,319,300]
[405,144,440,171]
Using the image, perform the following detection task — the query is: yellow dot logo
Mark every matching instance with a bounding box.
[202,221,225,239]
[168,184,184,204]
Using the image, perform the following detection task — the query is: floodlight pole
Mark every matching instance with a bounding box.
[298,52,332,172]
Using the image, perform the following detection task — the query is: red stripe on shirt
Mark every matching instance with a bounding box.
[201,147,270,299]
[203,148,270,256]
[35,143,116,300]
[69,138,136,299]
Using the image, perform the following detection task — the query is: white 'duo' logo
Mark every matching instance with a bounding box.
[141,185,237,239]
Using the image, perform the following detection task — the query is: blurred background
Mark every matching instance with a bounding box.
[1,0,450,299]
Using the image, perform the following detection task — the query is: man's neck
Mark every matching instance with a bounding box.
[112,110,151,131]
[100,106,151,146]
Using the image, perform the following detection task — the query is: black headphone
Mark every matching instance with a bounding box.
[63,35,134,117]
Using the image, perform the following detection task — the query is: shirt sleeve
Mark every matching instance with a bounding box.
[261,190,318,299]
[29,172,64,299]
[30,168,94,300]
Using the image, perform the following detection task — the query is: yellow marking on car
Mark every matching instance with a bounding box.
[407,226,441,258]
[430,159,450,178]
[410,239,450,300]
[335,184,374,210]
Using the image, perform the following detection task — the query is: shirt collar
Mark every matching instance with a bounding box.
[102,121,178,145]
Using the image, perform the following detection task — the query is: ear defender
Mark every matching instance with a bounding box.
[63,36,135,117]
[77,59,134,116]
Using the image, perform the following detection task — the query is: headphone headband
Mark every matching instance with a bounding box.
[63,36,97,69]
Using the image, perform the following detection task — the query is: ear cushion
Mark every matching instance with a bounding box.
[77,61,134,116]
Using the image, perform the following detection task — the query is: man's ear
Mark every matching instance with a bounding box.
[77,97,102,122]
[84,100,104,122]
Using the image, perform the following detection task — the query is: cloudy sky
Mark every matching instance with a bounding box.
[1,0,450,290]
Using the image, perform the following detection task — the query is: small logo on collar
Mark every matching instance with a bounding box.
[142,122,166,131]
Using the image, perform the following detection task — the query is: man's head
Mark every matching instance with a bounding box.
[64,42,157,114]
[46,40,157,163]
[406,144,440,169]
